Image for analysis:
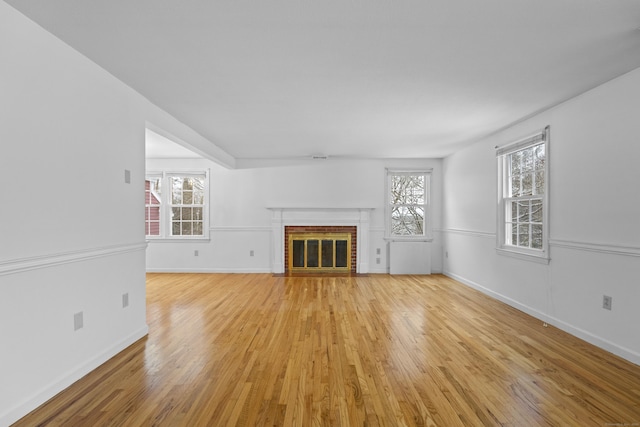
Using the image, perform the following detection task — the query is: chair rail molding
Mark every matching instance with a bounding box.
[0,242,148,276]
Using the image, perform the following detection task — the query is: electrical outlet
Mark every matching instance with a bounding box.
[376,257,381,264]
[445,251,449,258]
[74,311,84,331]
[376,248,381,255]
[603,295,612,310]
[122,293,129,308]
[194,250,199,256]
[250,250,254,257]
[124,169,131,184]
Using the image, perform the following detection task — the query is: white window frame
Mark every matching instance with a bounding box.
[385,168,433,241]
[145,170,210,241]
[496,127,549,263]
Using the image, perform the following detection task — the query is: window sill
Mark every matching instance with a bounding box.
[496,247,550,264]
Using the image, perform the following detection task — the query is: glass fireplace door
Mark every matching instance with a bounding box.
[288,233,351,272]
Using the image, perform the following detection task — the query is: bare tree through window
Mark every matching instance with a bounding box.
[388,172,428,236]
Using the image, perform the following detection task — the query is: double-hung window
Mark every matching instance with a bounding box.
[497,127,549,262]
[386,169,432,239]
[145,171,209,239]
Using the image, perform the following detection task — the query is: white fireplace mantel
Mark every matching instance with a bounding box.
[268,207,374,274]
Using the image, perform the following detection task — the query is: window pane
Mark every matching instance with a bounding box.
[534,144,545,170]
[307,240,319,267]
[183,191,193,204]
[182,207,192,220]
[172,207,181,220]
[391,206,424,235]
[391,175,425,204]
[336,240,348,268]
[510,202,517,221]
[193,177,204,191]
[532,224,543,249]
[522,173,533,196]
[146,178,162,197]
[172,190,182,204]
[510,152,522,175]
[193,208,202,220]
[321,240,334,268]
[392,219,423,235]
[518,224,530,247]
[172,222,181,235]
[182,222,192,235]
[150,221,160,235]
[531,199,543,223]
[522,148,533,173]
[192,222,203,235]
[171,178,182,202]
[183,178,193,190]
[510,175,521,197]
[517,201,529,222]
[510,223,517,246]
[535,171,544,195]
[193,191,204,204]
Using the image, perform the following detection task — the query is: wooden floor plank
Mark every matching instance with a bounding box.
[12,273,640,426]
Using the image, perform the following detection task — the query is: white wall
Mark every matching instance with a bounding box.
[145,157,444,274]
[443,67,640,365]
[0,4,216,425]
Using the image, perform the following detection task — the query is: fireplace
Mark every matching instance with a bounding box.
[285,226,357,273]
[268,207,373,274]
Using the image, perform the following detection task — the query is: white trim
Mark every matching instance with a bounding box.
[495,247,550,264]
[0,325,148,427]
[146,238,211,243]
[443,228,496,239]
[549,239,640,257]
[384,237,433,242]
[444,271,640,366]
[146,267,272,273]
[0,242,148,276]
[442,228,640,258]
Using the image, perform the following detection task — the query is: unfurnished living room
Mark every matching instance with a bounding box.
[2,1,640,426]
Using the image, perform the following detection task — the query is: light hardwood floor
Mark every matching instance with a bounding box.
[14,273,640,426]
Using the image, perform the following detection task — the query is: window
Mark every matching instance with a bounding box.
[386,169,432,239]
[497,127,549,262]
[145,171,209,239]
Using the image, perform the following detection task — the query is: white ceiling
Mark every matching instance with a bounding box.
[6,0,640,160]
[145,129,203,159]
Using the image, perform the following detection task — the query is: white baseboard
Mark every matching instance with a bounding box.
[444,270,640,366]
[146,267,272,274]
[1,325,149,427]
